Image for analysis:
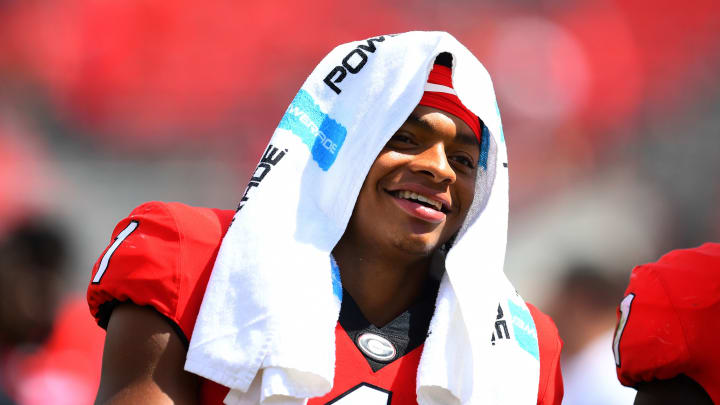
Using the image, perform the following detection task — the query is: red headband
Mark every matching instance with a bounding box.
[418,64,482,142]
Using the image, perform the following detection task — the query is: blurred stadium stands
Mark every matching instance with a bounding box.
[1,1,718,403]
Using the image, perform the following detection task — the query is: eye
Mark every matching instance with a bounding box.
[386,132,418,148]
[449,154,476,170]
[390,133,414,143]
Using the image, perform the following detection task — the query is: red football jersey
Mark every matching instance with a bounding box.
[612,242,720,403]
[88,202,563,404]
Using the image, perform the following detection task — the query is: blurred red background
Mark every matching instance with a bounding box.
[2,0,718,205]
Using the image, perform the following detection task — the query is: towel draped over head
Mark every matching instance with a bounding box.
[185,31,541,405]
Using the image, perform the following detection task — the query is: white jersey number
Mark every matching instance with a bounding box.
[613,293,635,367]
[327,383,391,405]
[92,221,139,284]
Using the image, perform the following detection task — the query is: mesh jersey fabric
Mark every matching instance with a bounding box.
[87,202,564,404]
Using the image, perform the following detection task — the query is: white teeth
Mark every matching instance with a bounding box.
[396,190,442,211]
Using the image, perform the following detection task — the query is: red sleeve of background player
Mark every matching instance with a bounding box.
[612,264,689,387]
[86,201,234,344]
[612,242,720,402]
[528,303,564,405]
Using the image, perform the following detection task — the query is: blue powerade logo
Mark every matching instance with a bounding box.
[508,300,539,361]
[278,89,347,171]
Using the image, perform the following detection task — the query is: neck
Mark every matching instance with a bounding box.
[332,240,433,327]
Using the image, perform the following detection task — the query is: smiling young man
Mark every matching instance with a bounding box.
[88,34,563,405]
[333,104,479,328]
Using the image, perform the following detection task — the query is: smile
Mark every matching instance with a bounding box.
[388,190,449,224]
[391,190,447,212]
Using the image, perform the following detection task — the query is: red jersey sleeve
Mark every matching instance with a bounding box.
[612,242,720,403]
[86,201,235,344]
[528,303,564,405]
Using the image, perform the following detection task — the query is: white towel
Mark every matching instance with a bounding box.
[185,31,541,405]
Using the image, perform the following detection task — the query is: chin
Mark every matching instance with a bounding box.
[391,234,442,257]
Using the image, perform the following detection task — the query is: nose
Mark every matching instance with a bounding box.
[409,142,456,184]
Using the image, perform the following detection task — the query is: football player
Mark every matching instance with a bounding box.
[88,37,564,404]
[613,242,719,404]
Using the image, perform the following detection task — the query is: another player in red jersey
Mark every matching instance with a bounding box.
[612,242,719,405]
[88,37,564,404]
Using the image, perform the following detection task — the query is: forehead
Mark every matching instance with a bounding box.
[403,105,479,149]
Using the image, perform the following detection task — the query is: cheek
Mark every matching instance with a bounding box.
[352,154,394,219]
[375,150,404,166]
[456,176,477,210]
[450,177,477,227]
[364,151,403,188]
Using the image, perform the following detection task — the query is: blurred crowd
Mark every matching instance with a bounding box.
[1,0,718,403]
[0,216,104,404]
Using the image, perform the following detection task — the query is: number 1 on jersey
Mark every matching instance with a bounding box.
[613,293,635,367]
[92,221,139,284]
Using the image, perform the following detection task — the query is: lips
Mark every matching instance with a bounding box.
[388,189,449,223]
[393,190,444,211]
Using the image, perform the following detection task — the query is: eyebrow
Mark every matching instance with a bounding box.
[406,113,480,148]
